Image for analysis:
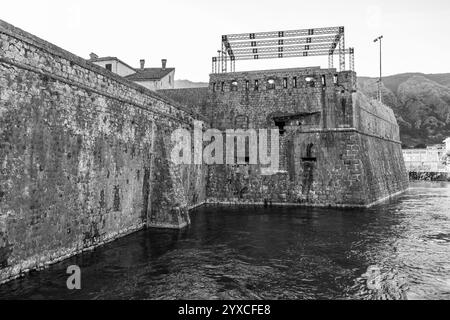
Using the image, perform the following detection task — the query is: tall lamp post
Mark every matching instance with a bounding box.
[373,35,383,102]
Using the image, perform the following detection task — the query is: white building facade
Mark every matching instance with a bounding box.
[88,54,175,91]
[403,140,450,172]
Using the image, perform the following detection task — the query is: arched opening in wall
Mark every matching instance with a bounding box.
[305,77,315,88]
[254,80,259,91]
[245,80,250,91]
[302,143,316,162]
[267,78,275,90]
[321,75,326,87]
[333,74,338,85]
[283,77,288,89]
[221,82,225,92]
[231,80,238,91]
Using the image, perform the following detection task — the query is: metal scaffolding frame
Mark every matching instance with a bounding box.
[212,26,355,73]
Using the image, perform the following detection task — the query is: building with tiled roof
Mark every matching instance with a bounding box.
[88,53,175,91]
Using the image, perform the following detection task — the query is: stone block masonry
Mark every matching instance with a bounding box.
[0,18,410,285]
[0,20,206,284]
[205,67,408,207]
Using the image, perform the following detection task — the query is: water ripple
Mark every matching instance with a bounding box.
[0,181,449,300]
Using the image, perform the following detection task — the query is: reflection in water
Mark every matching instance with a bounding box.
[0,182,449,300]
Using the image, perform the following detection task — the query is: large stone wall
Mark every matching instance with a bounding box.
[205,67,408,207]
[0,20,206,283]
[0,19,410,285]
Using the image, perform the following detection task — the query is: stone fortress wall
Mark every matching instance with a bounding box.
[0,19,408,285]
[204,67,408,206]
[0,20,206,284]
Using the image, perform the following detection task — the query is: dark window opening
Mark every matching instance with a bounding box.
[302,143,316,162]
[221,82,225,92]
[341,97,347,119]
[267,79,275,90]
[321,75,326,86]
[293,77,297,88]
[274,120,286,135]
[212,82,216,92]
[105,64,112,71]
[333,74,338,84]
[283,77,288,88]
[245,80,249,91]
[254,80,259,91]
[306,143,313,158]
[244,156,250,163]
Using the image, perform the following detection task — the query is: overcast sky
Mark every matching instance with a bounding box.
[2,0,449,82]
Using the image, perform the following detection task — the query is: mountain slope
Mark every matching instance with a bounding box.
[357,73,450,146]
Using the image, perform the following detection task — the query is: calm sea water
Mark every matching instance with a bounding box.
[0,182,449,300]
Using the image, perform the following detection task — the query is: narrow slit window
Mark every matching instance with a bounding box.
[306,143,314,158]
[283,77,288,89]
[293,77,297,88]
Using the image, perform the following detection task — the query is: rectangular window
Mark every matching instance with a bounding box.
[245,80,249,91]
[283,77,288,89]
[254,80,259,91]
[321,75,326,86]
[221,82,225,92]
[105,64,112,71]
[212,82,216,92]
[293,77,297,88]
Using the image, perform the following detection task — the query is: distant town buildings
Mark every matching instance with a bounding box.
[88,53,175,91]
[402,139,450,172]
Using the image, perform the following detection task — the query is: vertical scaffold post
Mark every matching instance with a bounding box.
[349,48,355,72]
[328,52,334,69]
[221,40,227,73]
[338,27,345,71]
